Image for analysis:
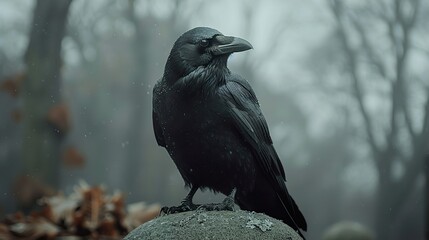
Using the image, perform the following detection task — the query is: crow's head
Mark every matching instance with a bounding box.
[165,27,252,79]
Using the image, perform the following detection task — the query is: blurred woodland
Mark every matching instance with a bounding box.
[0,0,428,239]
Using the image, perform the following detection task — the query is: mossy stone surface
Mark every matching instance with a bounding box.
[124,209,302,240]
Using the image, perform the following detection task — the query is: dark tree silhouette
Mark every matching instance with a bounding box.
[328,0,428,238]
[426,154,429,240]
[22,0,73,188]
[124,0,151,200]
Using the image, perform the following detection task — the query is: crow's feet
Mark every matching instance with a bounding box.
[197,195,235,211]
[160,191,235,215]
[160,202,200,215]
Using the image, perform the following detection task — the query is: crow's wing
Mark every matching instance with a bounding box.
[219,75,285,180]
[152,81,166,147]
[152,110,166,147]
[218,75,307,231]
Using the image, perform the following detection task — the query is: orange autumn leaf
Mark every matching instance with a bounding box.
[0,72,25,97]
[98,217,119,237]
[47,103,71,134]
[111,192,126,220]
[63,147,85,168]
[77,185,105,231]
[109,192,128,235]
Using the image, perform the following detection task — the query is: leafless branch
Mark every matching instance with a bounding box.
[379,0,421,147]
[420,90,429,141]
[397,0,420,141]
[329,0,380,161]
[392,93,429,212]
[350,17,387,79]
[404,0,421,29]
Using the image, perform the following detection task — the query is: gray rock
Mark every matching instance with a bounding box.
[124,209,303,240]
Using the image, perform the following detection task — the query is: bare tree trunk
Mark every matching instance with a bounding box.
[124,0,191,203]
[125,0,151,201]
[22,0,73,188]
[424,153,429,240]
[375,171,395,239]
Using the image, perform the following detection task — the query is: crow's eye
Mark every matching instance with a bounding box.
[199,39,209,48]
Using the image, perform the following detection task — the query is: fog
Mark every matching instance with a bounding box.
[0,0,428,239]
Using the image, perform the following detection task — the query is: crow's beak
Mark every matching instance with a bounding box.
[212,35,253,56]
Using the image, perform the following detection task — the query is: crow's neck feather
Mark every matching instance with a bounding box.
[167,58,230,97]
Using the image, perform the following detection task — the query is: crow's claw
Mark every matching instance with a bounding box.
[197,196,235,211]
[159,202,200,215]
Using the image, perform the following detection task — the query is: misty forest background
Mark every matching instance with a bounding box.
[0,0,428,239]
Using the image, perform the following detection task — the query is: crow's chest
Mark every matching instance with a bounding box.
[158,91,257,192]
[162,93,226,139]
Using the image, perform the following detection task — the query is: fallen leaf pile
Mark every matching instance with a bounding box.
[0,181,161,239]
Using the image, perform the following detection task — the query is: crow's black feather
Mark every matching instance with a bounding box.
[152,27,307,238]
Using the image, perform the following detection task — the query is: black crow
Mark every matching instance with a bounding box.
[153,27,307,238]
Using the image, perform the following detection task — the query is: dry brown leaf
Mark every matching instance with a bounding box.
[0,72,25,97]
[74,185,105,233]
[110,192,125,220]
[31,218,60,239]
[47,103,71,135]
[40,194,78,225]
[7,218,60,239]
[62,147,85,168]
[97,216,119,237]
